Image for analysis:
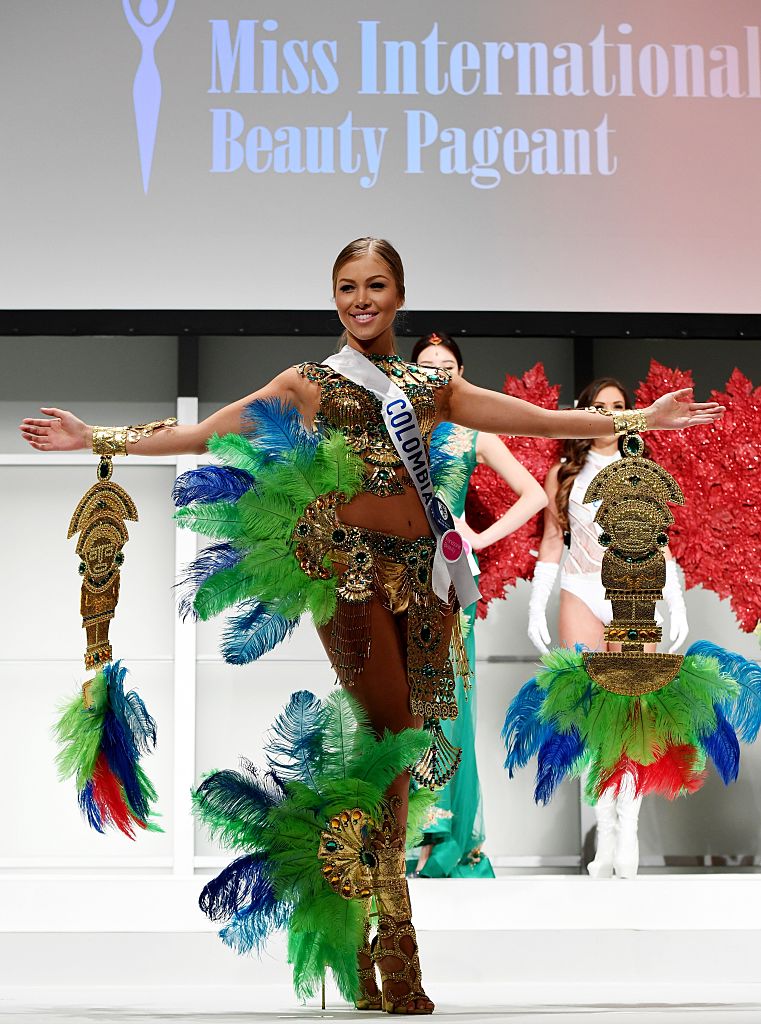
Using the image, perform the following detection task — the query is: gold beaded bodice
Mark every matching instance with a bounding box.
[296,354,450,496]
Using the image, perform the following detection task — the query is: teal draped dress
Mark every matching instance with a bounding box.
[412,423,495,879]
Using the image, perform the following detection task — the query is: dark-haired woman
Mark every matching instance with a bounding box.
[528,378,690,879]
[21,244,718,1010]
[410,332,548,879]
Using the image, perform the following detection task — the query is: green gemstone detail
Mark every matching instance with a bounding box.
[332,528,347,543]
[355,551,368,563]
[421,626,432,643]
[115,552,124,566]
[360,850,378,868]
[599,533,612,547]
[627,629,639,641]
[624,435,644,456]
[78,562,86,575]
[656,532,668,546]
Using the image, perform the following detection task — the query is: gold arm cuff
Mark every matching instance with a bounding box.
[92,426,128,456]
[92,417,177,456]
[586,407,649,436]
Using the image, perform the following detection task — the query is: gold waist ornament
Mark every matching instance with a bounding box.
[292,492,469,788]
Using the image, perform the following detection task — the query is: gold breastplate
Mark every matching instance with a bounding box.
[297,355,450,496]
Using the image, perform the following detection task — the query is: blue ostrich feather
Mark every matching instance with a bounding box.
[699,704,740,785]
[243,397,318,460]
[535,727,585,805]
[78,780,104,833]
[176,542,244,620]
[221,600,299,665]
[105,661,157,754]
[502,679,552,776]
[95,663,154,821]
[264,690,324,786]
[200,852,271,922]
[687,640,761,743]
[172,465,254,507]
[220,895,293,955]
[194,764,285,845]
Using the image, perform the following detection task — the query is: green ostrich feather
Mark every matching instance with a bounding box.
[536,648,741,772]
[173,500,246,542]
[206,431,263,475]
[194,689,430,1003]
[311,431,367,499]
[55,669,108,788]
[406,788,439,847]
[177,426,365,630]
[287,894,366,1002]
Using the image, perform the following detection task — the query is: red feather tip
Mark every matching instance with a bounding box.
[597,745,706,801]
[91,753,145,840]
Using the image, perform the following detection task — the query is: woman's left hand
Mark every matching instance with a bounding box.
[646,389,724,431]
[454,516,483,551]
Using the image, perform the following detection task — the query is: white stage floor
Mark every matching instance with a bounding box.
[3,875,761,1022]
[2,997,761,1024]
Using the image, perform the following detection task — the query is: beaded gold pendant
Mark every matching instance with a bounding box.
[68,456,138,680]
[583,431,685,694]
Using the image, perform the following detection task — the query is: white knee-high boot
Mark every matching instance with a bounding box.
[587,789,618,879]
[614,786,643,876]
[614,781,642,879]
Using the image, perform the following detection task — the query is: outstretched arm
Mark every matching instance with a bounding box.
[444,375,724,437]
[19,367,303,456]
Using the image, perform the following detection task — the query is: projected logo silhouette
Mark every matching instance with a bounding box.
[122,0,176,193]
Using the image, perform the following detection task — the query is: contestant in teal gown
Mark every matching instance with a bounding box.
[409,334,549,878]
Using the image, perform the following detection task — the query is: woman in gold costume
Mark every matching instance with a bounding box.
[20,238,722,1014]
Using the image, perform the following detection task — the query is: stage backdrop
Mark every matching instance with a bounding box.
[2,1,760,312]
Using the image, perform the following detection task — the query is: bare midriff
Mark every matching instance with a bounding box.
[338,469,433,539]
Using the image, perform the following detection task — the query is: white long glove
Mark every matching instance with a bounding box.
[528,561,559,654]
[663,560,689,653]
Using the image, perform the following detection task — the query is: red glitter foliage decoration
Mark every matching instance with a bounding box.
[465,363,562,618]
[636,359,761,633]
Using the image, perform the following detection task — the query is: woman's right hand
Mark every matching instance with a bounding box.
[19,408,91,451]
[528,561,560,654]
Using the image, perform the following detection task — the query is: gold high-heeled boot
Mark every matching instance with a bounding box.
[371,843,434,1015]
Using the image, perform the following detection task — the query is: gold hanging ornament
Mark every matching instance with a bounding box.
[67,456,138,695]
[583,432,685,694]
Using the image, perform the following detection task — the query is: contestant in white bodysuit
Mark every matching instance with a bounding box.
[528,379,689,879]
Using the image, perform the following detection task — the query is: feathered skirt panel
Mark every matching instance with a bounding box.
[502,643,761,805]
[193,688,436,1002]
